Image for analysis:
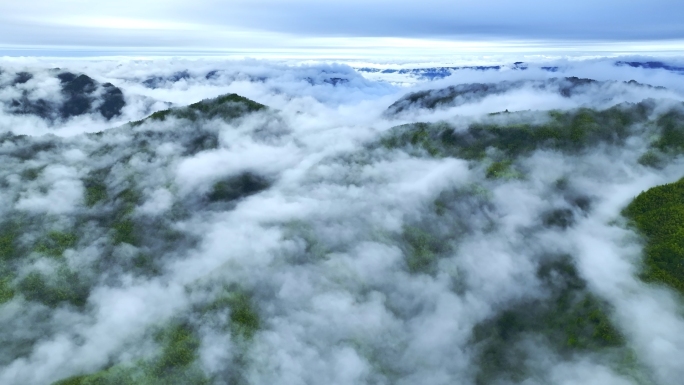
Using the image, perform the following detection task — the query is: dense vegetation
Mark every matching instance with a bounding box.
[130,93,267,127]
[51,289,261,385]
[378,99,684,383]
[623,177,684,294]
[472,256,628,384]
[382,102,660,160]
[0,92,275,384]
[52,323,209,385]
[384,77,662,116]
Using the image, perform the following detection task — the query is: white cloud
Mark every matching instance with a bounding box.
[1,56,684,385]
[15,165,84,214]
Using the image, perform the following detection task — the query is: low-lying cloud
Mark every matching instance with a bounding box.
[0,56,683,385]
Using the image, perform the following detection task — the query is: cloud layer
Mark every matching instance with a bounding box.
[1,1,683,55]
[0,57,683,385]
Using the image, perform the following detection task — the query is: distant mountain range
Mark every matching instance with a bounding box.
[615,61,684,73]
[0,69,125,122]
[385,77,667,116]
[357,60,684,80]
[140,68,358,89]
[75,61,684,93]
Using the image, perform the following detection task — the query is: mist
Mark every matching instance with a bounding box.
[0,56,683,385]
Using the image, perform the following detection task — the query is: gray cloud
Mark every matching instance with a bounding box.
[192,0,684,40]
[0,0,683,55]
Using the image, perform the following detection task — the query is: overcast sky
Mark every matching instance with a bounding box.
[1,0,683,56]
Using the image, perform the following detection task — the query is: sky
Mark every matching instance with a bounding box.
[1,0,684,57]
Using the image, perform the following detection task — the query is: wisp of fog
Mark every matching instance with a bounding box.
[0,56,684,385]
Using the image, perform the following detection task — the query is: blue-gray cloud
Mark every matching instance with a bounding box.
[193,0,684,40]
[0,0,682,54]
